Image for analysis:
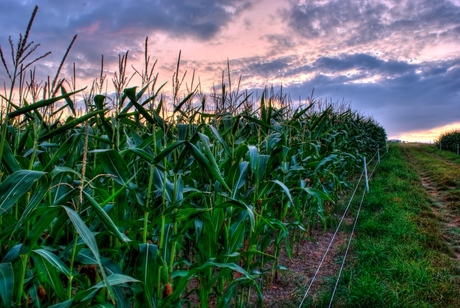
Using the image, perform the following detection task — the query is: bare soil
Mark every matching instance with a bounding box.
[258,227,349,307]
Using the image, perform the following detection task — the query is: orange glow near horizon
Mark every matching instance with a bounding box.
[389,122,460,143]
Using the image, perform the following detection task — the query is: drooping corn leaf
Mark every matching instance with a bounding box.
[91,149,137,191]
[38,109,105,142]
[134,243,158,307]
[82,190,131,243]
[7,87,86,118]
[32,254,67,301]
[0,263,14,307]
[62,206,113,299]
[32,248,70,276]
[0,170,50,215]
[21,207,61,254]
[0,141,21,174]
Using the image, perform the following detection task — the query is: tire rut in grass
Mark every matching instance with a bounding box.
[406,146,460,261]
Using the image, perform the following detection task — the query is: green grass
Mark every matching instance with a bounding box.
[331,144,460,307]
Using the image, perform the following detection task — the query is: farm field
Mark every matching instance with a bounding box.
[0,8,392,307]
[318,143,460,307]
[0,7,458,307]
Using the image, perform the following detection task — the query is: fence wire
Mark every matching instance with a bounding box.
[298,147,385,307]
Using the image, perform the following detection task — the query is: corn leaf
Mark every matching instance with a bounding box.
[0,142,21,174]
[39,109,105,141]
[32,249,70,276]
[32,254,67,300]
[0,170,50,215]
[62,206,113,298]
[83,190,131,243]
[186,141,231,192]
[0,263,14,307]
[7,87,86,118]
[92,149,137,190]
[134,243,158,308]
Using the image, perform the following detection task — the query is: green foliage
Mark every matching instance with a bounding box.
[0,6,387,307]
[331,144,460,307]
[436,129,460,153]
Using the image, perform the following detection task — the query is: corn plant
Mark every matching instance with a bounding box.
[0,6,387,307]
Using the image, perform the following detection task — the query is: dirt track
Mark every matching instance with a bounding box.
[401,143,460,260]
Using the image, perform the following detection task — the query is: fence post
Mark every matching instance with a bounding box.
[457,143,459,155]
[364,157,369,192]
[377,147,380,164]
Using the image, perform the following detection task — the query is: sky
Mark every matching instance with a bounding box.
[1,0,459,142]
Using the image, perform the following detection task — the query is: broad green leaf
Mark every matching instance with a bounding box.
[151,140,186,165]
[21,207,60,253]
[2,244,21,263]
[48,299,73,308]
[0,142,20,174]
[271,179,294,205]
[186,141,231,192]
[124,87,170,137]
[257,155,270,184]
[62,206,113,297]
[7,87,86,118]
[248,145,259,174]
[0,170,50,214]
[38,109,105,141]
[134,243,158,308]
[242,114,273,131]
[0,263,14,307]
[303,187,333,201]
[215,198,255,231]
[12,172,52,238]
[82,190,131,242]
[89,274,140,289]
[78,274,140,303]
[231,161,249,199]
[94,94,113,138]
[92,149,137,190]
[60,85,76,116]
[209,125,232,158]
[32,254,67,300]
[173,91,195,114]
[32,249,70,276]
[43,133,82,171]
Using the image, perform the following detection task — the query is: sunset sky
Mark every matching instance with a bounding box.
[1,0,459,142]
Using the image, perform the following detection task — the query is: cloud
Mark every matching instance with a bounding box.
[281,57,460,136]
[0,0,256,81]
[283,0,460,55]
[1,0,459,141]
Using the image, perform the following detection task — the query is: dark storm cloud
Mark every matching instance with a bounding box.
[0,0,255,80]
[284,0,460,49]
[238,56,295,77]
[236,53,417,83]
[4,0,254,39]
[238,50,460,137]
[283,57,460,136]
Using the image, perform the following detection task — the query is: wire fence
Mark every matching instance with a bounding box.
[298,146,386,307]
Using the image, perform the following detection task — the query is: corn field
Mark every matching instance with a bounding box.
[0,7,386,307]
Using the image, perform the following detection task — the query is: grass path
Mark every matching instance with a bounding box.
[324,143,460,307]
[402,143,460,260]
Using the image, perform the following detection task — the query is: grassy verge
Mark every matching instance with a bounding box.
[327,144,460,307]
